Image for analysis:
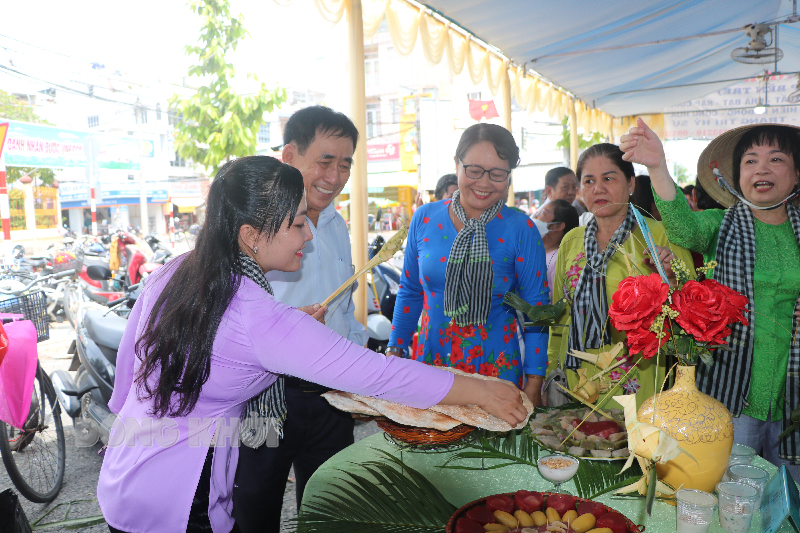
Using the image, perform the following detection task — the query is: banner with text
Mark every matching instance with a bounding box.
[663,75,800,140]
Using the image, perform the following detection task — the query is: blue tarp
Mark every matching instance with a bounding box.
[423,0,800,117]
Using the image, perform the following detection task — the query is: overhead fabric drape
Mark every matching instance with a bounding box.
[275,0,622,133]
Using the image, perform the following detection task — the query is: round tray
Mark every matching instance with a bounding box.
[445,492,644,533]
[376,419,475,446]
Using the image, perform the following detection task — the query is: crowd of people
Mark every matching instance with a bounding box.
[96,104,800,532]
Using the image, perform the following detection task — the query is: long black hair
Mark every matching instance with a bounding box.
[135,156,305,417]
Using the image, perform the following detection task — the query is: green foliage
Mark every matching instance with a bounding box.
[0,89,51,124]
[7,167,56,185]
[292,450,456,533]
[0,89,56,184]
[169,0,287,174]
[443,426,642,500]
[503,292,568,327]
[556,116,605,152]
[29,499,105,530]
[673,164,691,186]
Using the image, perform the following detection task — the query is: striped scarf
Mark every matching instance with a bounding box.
[443,190,504,327]
[566,207,636,368]
[696,201,800,461]
[237,252,288,448]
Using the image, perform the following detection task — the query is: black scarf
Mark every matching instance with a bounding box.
[237,252,287,448]
[565,208,636,368]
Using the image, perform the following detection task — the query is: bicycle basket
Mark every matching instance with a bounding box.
[52,250,82,274]
[0,291,49,342]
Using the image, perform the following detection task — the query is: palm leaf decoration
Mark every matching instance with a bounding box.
[290,449,456,533]
[504,292,568,327]
[441,426,642,500]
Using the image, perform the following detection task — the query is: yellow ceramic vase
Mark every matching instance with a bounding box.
[637,365,734,494]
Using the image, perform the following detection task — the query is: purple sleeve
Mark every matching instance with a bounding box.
[108,296,144,414]
[387,208,425,351]
[245,298,454,409]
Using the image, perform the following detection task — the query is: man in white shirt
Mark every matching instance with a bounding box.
[532,166,584,217]
[233,106,368,532]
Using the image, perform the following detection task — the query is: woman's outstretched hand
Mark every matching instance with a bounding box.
[298,303,327,323]
[643,245,677,283]
[441,375,529,427]
[619,118,667,170]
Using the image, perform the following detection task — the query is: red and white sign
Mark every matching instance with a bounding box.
[367,142,399,161]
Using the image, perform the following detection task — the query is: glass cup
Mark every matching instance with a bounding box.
[728,443,756,466]
[716,482,759,533]
[725,464,769,507]
[675,489,718,533]
[537,454,579,494]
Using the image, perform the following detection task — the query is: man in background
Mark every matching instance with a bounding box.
[533,166,583,218]
[233,106,368,532]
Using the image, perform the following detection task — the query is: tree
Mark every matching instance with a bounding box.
[673,164,691,186]
[169,0,286,174]
[0,89,56,185]
[555,116,605,154]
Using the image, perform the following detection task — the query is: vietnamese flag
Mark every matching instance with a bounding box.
[468,100,499,121]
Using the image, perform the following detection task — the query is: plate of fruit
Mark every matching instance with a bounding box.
[529,405,628,461]
[445,491,642,533]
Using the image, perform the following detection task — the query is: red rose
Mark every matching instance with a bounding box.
[701,279,750,327]
[627,324,670,359]
[609,274,669,332]
[671,280,731,344]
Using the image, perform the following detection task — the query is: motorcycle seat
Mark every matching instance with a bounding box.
[84,309,127,351]
[140,262,162,274]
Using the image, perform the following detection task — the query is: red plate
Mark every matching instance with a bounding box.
[445,492,644,533]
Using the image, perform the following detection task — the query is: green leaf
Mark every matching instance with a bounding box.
[503,293,568,326]
[646,465,657,516]
[698,351,714,367]
[291,449,456,533]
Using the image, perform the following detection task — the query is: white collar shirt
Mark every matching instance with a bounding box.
[266,203,368,346]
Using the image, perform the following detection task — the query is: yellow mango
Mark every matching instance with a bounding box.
[585,528,614,533]
[561,510,578,525]
[514,510,534,527]
[570,513,597,533]
[531,511,547,526]
[492,510,518,529]
[483,524,509,532]
[545,507,561,523]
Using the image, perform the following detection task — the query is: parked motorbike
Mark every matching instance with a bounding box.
[144,233,173,264]
[51,265,140,447]
[364,236,402,354]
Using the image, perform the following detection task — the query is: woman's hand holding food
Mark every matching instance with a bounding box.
[442,375,528,427]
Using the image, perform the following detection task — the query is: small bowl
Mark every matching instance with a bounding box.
[537,454,580,483]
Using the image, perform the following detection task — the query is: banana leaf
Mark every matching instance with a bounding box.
[291,449,456,533]
[503,293,568,327]
[441,426,642,500]
[28,500,105,530]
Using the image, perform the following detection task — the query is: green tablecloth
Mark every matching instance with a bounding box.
[302,432,795,533]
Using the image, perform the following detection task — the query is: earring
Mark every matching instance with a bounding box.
[253,245,258,254]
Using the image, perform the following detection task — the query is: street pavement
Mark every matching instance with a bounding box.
[0,295,380,531]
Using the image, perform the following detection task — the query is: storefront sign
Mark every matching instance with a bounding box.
[2,121,88,168]
[367,142,399,161]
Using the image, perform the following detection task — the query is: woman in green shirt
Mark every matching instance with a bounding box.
[621,120,800,476]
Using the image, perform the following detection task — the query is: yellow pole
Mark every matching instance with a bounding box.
[569,98,579,171]
[348,0,369,329]
[501,65,514,206]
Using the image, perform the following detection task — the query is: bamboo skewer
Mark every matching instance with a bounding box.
[321,223,408,308]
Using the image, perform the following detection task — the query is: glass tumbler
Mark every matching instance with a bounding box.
[716,482,759,533]
[725,464,769,507]
[728,443,756,466]
[675,488,717,533]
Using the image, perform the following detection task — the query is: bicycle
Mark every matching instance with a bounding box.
[0,269,74,502]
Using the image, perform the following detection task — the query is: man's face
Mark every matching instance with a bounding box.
[547,173,579,204]
[283,130,354,218]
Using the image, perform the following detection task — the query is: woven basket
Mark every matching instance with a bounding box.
[445,492,644,533]
[377,419,475,446]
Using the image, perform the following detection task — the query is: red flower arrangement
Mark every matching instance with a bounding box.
[609,261,749,365]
